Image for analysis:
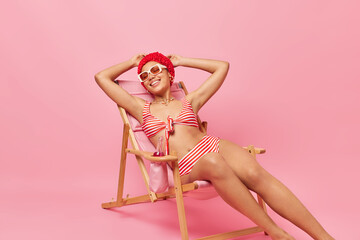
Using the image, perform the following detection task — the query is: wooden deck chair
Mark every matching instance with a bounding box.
[101,80,269,240]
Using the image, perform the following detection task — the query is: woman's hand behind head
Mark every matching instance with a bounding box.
[167,54,183,68]
[130,53,146,67]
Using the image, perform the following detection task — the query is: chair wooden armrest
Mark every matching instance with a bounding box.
[242,145,266,154]
[126,148,178,162]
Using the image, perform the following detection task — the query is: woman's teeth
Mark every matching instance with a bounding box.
[150,80,160,86]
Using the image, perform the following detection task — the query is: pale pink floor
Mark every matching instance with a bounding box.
[0,159,355,240]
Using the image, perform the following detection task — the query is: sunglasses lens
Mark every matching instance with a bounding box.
[150,65,161,74]
[139,72,148,81]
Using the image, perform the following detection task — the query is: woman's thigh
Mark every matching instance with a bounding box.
[181,152,230,184]
[218,139,268,189]
[180,139,268,187]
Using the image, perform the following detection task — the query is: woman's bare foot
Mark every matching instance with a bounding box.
[317,234,335,240]
[269,227,296,240]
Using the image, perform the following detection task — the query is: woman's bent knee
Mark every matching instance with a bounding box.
[242,165,268,190]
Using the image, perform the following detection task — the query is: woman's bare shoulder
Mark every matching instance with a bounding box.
[127,96,147,124]
[184,92,201,114]
[134,95,147,105]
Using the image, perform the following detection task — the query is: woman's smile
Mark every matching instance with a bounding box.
[150,79,161,87]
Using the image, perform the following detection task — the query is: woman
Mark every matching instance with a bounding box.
[95,52,334,240]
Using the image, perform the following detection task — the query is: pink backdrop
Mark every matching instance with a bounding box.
[1,1,359,239]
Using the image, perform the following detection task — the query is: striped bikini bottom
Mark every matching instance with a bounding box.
[178,135,221,176]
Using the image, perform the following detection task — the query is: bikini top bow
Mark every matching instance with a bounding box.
[164,115,175,155]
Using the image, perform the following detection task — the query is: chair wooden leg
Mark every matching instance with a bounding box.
[257,189,269,235]
[196,226,263,240]
[116,123,130,204]
[173,159,189,240]
[248,144,269,236]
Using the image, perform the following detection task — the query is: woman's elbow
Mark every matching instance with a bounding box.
[94,72,105,82]
[221,61,230,72]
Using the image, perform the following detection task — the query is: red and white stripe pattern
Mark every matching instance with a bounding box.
[141,97,199,155]
[178,135,220,176]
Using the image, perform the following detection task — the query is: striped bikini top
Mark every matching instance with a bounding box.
[141,96,199,155]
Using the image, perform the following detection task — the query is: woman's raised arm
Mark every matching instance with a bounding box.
[168,55,229,114]
[94,54,146,122]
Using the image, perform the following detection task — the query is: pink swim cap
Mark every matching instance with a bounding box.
[137,52,175,90]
